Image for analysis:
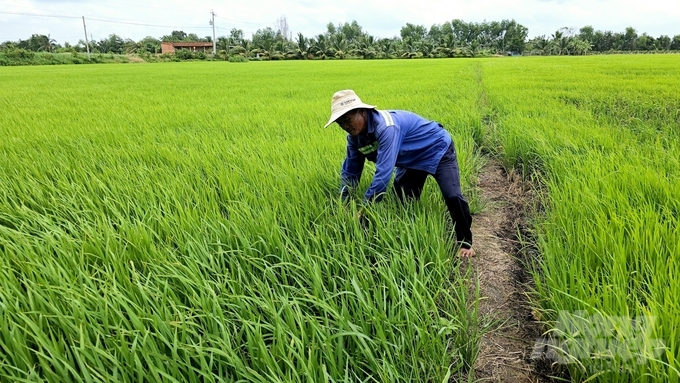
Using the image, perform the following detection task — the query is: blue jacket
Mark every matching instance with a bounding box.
[341,109,452,202]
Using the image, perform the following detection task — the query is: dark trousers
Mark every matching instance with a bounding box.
[393,142,473,248]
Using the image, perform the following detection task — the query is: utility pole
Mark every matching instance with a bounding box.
[82,16,91,59]
[210,10,216,55]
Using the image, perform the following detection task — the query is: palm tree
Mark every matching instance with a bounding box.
[434,34,456,57]
[419,41,435,57]
[376,38,397,58]
[567,38,592,55]
[353,35,376,59]
[400,37,422,58]
[331,34,347,59]
[551,30,571,55]
[287,32,308,59]
[35,34,57,52]
[309,35,332,59]
[531,36,551,55]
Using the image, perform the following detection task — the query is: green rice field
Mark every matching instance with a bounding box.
[0,55,678,382]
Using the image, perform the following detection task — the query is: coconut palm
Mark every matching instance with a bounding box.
[531,36,551,55]
[353,35,376,59]
[400,37,423,58]
[551,30,571,55]
[331,34,347,59]
[567,38,592,55]
[377,38,398,58]
[434,34,456,57]
[310,35,333,59]
[286,32,308,59]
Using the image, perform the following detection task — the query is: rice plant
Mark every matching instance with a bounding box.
[0,60,484,382]
[480,55,680,382]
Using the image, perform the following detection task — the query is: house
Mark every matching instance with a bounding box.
[161,42,213,54]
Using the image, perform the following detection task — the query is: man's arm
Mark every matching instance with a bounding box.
[364,125,401,202]
[340,137,365,201]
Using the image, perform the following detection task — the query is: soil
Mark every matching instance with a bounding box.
[458,160,555,382]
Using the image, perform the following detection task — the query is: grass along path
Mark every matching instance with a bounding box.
[462,160,550,383]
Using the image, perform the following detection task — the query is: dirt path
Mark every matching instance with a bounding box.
[462,161,550,382]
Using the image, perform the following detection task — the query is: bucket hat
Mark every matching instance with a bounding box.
[324,89,376,128]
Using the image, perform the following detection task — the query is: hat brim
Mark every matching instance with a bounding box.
[324,102,376,128]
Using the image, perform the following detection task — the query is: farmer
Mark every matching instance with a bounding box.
[324,89,475,257]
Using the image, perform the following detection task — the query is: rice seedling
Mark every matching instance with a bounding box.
[4,54,676,382]
[480,55,680,382]
[0,60,484,382]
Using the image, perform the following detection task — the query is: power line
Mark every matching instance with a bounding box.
[86,17,211,29]
[1,9,280,43]
[0,10,211,29]
[0,10,80,19]
[57,0,202,16]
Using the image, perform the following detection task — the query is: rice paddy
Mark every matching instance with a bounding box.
[0,55,678,382]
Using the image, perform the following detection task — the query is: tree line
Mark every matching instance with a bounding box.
[2,19,679,61]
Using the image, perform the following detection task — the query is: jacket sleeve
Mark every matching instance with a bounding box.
[364,125,401,202]
[340,136,365,200]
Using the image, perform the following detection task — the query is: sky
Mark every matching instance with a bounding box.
[0,0,678,46]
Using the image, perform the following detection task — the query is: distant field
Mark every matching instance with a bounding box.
[1,56,678,382]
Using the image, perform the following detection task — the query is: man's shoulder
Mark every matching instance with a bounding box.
[369,109,414,128]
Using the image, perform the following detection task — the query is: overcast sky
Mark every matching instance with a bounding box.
[1,0,678,45]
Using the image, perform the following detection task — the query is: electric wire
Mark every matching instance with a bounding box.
[0,10,211,29]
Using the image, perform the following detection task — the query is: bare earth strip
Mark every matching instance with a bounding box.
[464,161,552,383]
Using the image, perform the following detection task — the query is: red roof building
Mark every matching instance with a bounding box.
[161,42,213,54]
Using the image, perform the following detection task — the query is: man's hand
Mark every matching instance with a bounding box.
[357,208,370,229]
[457,247,476,258]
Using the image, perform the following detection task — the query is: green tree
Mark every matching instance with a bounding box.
[339,21,363,44]
[400,23,428,42]
[162,31,187,42]
[331,33,348,59]
[670,35,680,50]
[289,32,308,59]
[77,39,96,53]
[376,38,398,58]
[325,22,337,37]
[427,24,443,44]
[97,34,125,54]
[185,33,201,42]
[353,34,377,59]
[637,33,656,51]
[591,30,607,52]
[449,19,473,46]
[656,35,671,51]
[551,28,572,55]
[400,36,423,58]
[252,27,282,60]
[309,34,332,59]
[0,41,17,52]
[26,34,56,52]
[124,38,138,54]
[433,34,457,57]
[137,36,161,54]
[229,28,244,46]
[567,37,592,55]
[623,26,638,51]
[504,20,528,53]
[578,26,595,44]
[529,35,551,55]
